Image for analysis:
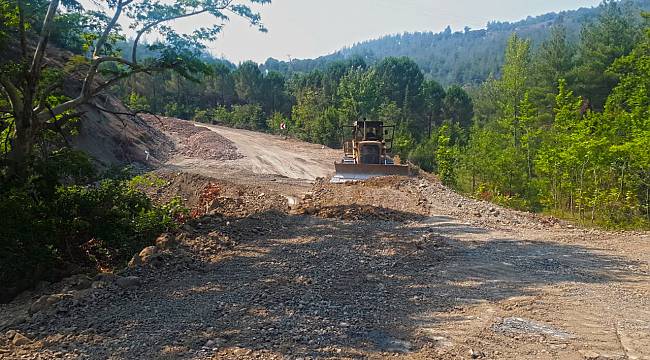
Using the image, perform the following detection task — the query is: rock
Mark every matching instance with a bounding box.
[64,275,92,291]
[128,254,143,268]
[29,294,66,315]
[155,233,177,249]
[469,349,484,358]
[74,278,92,290]
[0,314,26,332]
[94,273,118,283]
[129,246,162,268]
[116,276,141,289]
[139,246,159,259]
[12,332,31,346]
[91,280,106,289]
[578,350,600,359]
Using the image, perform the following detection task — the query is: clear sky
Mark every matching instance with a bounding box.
[100,0,605,63]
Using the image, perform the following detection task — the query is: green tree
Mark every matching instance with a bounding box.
[530,24,576,114]
[208,61,236,106]
[374,56,424,111]
[0,0,270,177]
[436,124,456,186]
[572,0,643,110]
[420,79,445,136]
[443,85,474,130]
[337,67,381,124]
[291,88,325,142]
[234,61,263,104]
[498,33,532,145]
[260,70,288,114]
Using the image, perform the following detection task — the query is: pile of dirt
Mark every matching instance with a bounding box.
[415,173,577,231]
[140,171,289,218]
[140,114,204,138]
[291,176,429,222]
[3,44,176,169]
[140,114,242,161]
[182,131,242,161]
[70,97,175,169]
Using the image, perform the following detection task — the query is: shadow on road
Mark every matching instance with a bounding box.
[27,207,647,358]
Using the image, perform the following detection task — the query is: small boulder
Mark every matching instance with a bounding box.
[155,233,177,250]
[116,276,141,289]
[469,349,485,359]
[61,275,92,291]
[139,246,159,259]
[94,272,118,283]
[29,294,65,315]
[72,277,92,291]
[578,350,600,360]
[11,332,31,346]
[128,254,143,269]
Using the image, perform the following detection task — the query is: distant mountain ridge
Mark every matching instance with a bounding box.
[260,0,650,86]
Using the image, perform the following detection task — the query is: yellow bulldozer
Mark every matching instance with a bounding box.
[332,120,410,183]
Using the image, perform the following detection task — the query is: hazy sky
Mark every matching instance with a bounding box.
[106,0,604,63]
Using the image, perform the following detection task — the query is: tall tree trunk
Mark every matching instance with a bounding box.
[7,113,34,178]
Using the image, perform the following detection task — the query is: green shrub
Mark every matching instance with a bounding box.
[230,104,266,130]
[0,151,184,302]
[409,136,438,173]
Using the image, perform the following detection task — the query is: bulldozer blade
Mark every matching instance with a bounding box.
[331,163,411,183]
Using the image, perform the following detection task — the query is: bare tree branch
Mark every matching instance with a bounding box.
[18,2,27,60]
[30,0,60,80]
[92,0,135,58]
[91,103,137,118]
[131,0,235,65]
[132,8,208,65]
[35,96,85,123]
[0,75,23,114]
[81,56,137,97]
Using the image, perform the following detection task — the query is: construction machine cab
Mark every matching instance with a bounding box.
[351,121,389,142]
[333,120,409,182]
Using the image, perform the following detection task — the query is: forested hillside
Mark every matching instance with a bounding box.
[261,0,650,85]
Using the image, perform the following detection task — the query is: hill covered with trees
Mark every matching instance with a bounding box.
[261,0,650,86]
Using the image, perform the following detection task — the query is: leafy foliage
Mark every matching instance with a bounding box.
[0,151,184,301]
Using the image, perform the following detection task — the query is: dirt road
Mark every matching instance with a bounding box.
[1,119,648,359]
[157,120,339,194]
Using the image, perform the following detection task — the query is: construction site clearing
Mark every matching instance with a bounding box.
[0,116,648,360]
